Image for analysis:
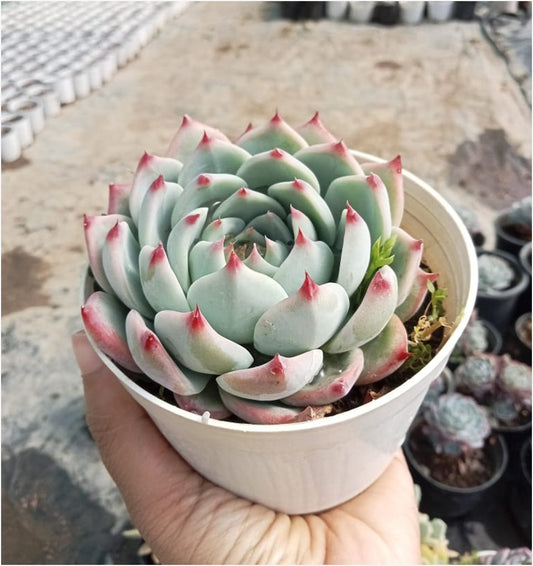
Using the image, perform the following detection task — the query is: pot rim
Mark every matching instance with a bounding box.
[81,149,478,433]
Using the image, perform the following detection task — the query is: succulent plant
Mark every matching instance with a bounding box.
[477,253,515,294]
[453,353,499,402]
[492,355,532,425]
[82,112,439,424]
[453,312,490,355]
[422,393,491,455]
[454,353,531,427]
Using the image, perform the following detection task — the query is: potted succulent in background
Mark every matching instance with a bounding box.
[453,352,532,472]
[475,249,529,329]
[404,392,508,519]
[512,312,532,365]
[80,112,477,514]
[448,311,502,370]
[452,203,486,251]
[495,197,532,257]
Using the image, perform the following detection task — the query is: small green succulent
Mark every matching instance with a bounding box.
[477,253,515,294]
[423,393,491,455]
[82,112,439,424]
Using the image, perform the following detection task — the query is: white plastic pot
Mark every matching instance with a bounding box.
[1,125,22,162]
[6,97,45,135]
[326,1,349,20]
[24,86,61,118]
[2,113,33,148]
[82,152,477,514]
[348,1,376,22]
[399,1,426,24]
[427,1,454,21]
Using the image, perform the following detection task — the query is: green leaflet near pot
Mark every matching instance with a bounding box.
[475,249,529,329]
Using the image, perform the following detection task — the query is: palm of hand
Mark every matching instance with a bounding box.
[75,331,420,565]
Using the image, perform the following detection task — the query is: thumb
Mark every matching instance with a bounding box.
[71,330,198,507]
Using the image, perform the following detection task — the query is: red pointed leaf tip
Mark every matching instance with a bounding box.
[397,350,412,363]
[309,111,321,125]
[270,111,283,125]
[345,202,359,224]
[226,251,242,274]
[270,148,284,159]
[149,174,165,193]
[248,244,261,262]
[299,272,319,301]
[142,331,160,353]
[290,204,303,218]
[371,270,392,294]
[269,353,286,377]
[83,214,92,229]
[366,172,381,189]
[331,379,349,396]
[200,131,211,145]
[197,174,211,186]
[412,238,423,252]
[292,178,306,191]
[332,140,348,156]
[237,187,249,197]
[181,114,192,128]
[149,243,166,268]
[139,151,153,169]
[295,229,309,246]
[185,212,201,226]
[391,155,402,174]
[188,305,206,332]
[106,221,121,241]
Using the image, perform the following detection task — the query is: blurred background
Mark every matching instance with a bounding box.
[2,1,531,563]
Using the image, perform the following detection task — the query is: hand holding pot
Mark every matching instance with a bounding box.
[73,330,421,565]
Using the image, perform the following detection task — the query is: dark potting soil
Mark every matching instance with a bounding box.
[501,221,532,242]
[408,424,497,488]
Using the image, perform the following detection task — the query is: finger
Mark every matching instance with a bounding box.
[71,331,203,516]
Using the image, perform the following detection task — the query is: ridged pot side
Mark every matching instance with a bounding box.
[81,153,478,514]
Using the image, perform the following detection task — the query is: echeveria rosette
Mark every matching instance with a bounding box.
[81,112,435,425]
[423,393,491,456]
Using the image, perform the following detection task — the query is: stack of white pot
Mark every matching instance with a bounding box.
[1,1,188,163]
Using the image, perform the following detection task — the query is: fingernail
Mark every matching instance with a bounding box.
[72,330,104,376]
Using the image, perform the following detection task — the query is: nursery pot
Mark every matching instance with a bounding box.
[403,433,508,519]
[517,242,532,315]
[495,209,532,257]
[81,151,478,515]
[475,249,529,330]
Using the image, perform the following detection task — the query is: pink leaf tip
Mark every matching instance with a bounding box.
[189,305,206,332]
[270,148,284,159]
[185,212,201,226]
[391,155,402,174]
[299,272,319,301]
[292,178,306,191]
[149,243,166,268]
[197,174,211,186]
[226,250,242,273]
[149,174,165,192]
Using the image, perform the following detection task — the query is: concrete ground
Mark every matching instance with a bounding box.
[2,2,531,563]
